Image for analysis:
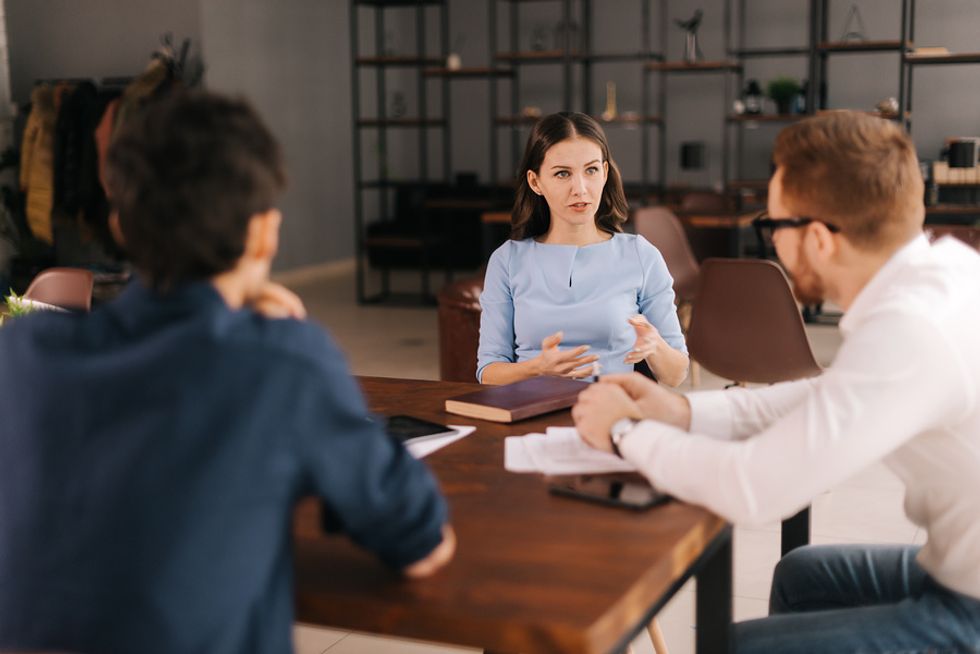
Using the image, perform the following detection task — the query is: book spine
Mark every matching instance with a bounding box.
[509,395,580,421]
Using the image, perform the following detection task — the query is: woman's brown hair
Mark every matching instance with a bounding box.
[511,112,629,240]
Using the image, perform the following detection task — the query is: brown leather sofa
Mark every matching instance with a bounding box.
[437,276,485,382]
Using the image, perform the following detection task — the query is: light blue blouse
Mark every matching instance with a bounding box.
[477,233,687,382]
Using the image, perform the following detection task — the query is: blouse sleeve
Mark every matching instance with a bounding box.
[476,241,517,382]
[635,235,688,355]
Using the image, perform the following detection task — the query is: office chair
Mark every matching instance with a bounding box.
[687,258,820,385]
[687,258,821,560]
[24,267,95,312]
[633,207,702,386]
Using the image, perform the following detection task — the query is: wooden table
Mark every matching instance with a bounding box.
[293,377,732,654]
[684,212,760,258]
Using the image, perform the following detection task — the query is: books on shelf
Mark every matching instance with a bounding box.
[445,377,589,423]
[912,46,951,56]
[933,161,980,185]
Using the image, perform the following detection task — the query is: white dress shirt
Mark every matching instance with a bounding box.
[620,235,980,599]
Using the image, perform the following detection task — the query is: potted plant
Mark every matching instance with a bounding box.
[767,77,802,115]
[1,290,42,326]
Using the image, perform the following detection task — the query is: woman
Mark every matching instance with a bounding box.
[478,112,689,386]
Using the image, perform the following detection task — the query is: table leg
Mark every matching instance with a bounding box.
[728,224,744,258]
[696,527,732,654]
[781,505,811,557]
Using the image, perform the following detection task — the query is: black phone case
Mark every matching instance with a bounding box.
[548,483,671,511]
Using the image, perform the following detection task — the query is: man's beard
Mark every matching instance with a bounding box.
[787,240,827,305]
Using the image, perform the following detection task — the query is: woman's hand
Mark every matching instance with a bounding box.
[624,315,689,387]
[532,331,600,379]
[624,315,664,365]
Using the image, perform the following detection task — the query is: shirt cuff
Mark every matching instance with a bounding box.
[619,418,686,468]
[686,390,737,439]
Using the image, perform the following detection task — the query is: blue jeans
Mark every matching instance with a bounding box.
[735,545,980,653]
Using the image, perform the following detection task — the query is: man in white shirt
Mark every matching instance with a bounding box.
[573,111,980,652]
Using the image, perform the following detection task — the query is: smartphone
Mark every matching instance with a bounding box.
[548,473,670,511]
[385,414,457,445]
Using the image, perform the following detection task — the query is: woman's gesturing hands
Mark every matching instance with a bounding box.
[533,331,600,379]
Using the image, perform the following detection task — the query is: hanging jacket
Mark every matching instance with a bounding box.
[51,81,125,260]
[19,85,57,244]
[54,81,106,222]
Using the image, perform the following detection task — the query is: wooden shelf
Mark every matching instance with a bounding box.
[926,204,980,215]
[905,52,980,65]
[357,118,446,128]
[496,114,662,126]
[818,40,910,53]
[495,115,540,126]
[686,212,758,229]
[356,56,442,67]
[592,114,663,126]
[495,50,577,63]
[590,51,663,63]
[423,67,515,78]
[814,109,909,122]
[494,50,661,64]
[359,179,426,189]
[731,46,810,58]
[727,114,806,123]
[727,179,770,191]
[646,60,742,73]
[356,0,443,6]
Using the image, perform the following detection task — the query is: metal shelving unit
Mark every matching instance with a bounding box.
[725,0,918,201]
[646,0,740,196]
[813,0,913,126]
[350,0,978,304]
[901,0,980,222]
[350,0,449,303]
[493,0,666,195]
[722,0,816,201]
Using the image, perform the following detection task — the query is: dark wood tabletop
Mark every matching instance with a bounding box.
[293,377,731,654]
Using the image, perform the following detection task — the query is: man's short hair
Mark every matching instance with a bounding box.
[105,91,286,290]
[772,111,924,249]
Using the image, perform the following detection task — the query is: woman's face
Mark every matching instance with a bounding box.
[527,136,608,231]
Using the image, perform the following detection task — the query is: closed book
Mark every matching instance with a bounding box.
[445,377,589,423]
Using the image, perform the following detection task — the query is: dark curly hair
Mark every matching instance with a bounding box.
[511,112,629,240]
[105,90,286,291]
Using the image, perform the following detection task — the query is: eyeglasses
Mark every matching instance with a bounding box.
[752,211,841,234]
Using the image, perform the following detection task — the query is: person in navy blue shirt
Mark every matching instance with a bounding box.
[0,91,455,654]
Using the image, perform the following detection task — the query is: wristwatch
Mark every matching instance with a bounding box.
[609,417,638,459]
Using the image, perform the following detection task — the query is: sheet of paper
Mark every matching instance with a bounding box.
[407,425,476,459]
[504,427,636,475]
[504,434,542,472]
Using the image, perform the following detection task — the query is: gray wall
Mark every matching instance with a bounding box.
[4,0,351,272]
[5,0,201,103]
[200,0,353,272]
[5,0,980,268]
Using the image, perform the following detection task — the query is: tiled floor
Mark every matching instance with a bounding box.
[281,265,918,654]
